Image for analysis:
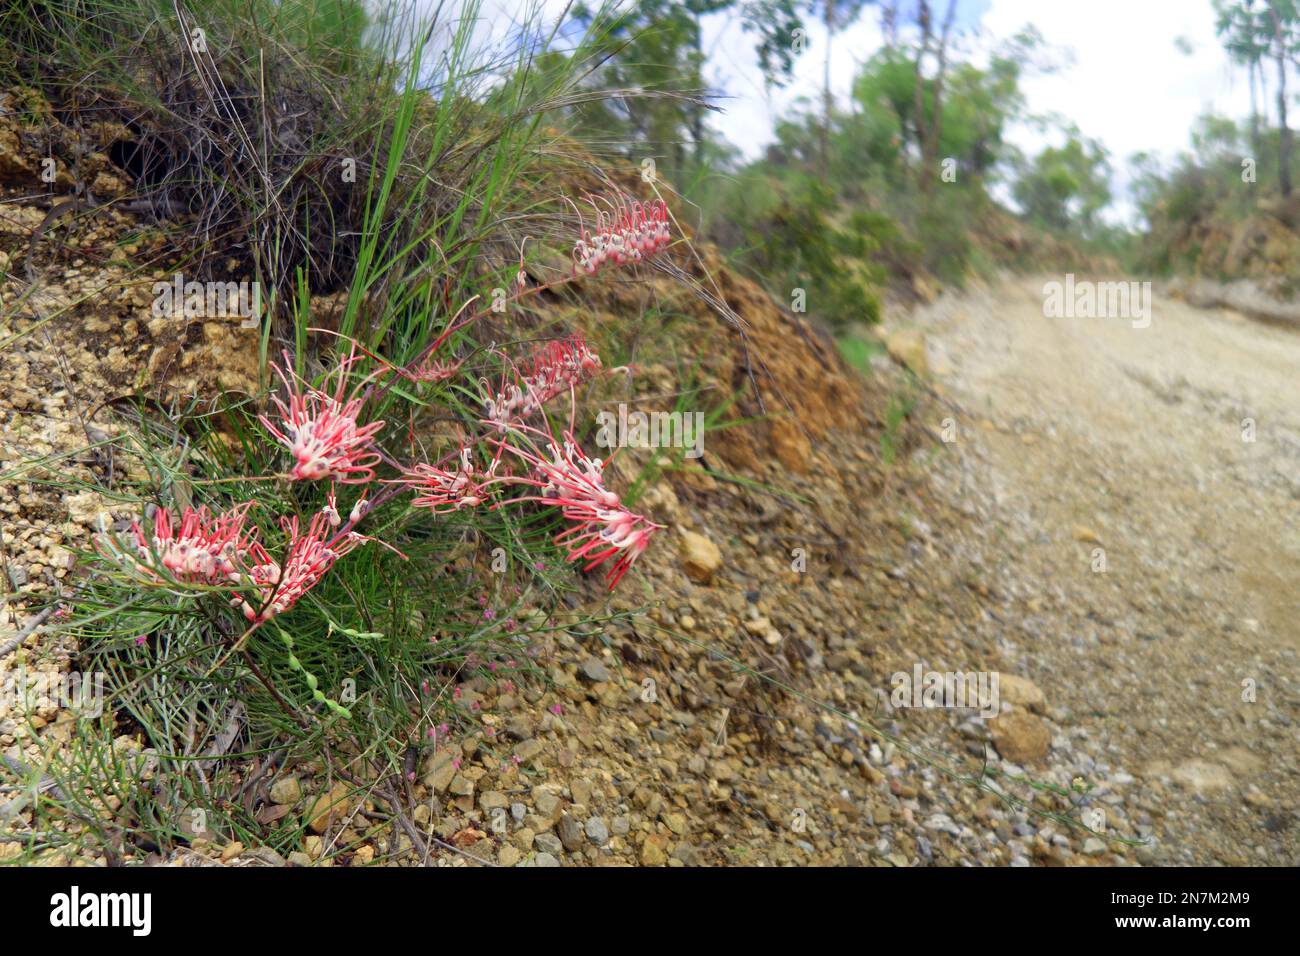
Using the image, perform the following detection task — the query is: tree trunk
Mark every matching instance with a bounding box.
[691,16,705,169]
[1268,1,1292,196]
[821,0,835,174]
[925,0,958,183]
[1249,55,1262,162]
[912,1,932,192]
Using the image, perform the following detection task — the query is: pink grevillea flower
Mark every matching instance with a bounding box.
[483,333,603,429]
[572,195,671,276]
[405,356,465,384]
[525,334,603,405]
[235,512,367,623]
[260,350,384,484]
[123,503,256,584]
[498,430,663,589]
[397,444,499,514]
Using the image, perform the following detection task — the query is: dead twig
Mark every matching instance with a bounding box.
[0,605,57,659]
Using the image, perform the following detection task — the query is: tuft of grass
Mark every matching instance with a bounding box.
[879,385,916,468]
[836,333,885,376]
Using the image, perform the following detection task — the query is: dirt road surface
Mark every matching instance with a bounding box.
[910,275,1300,863]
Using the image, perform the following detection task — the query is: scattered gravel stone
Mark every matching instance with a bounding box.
[557,814,584,852]
[579,658,612,683]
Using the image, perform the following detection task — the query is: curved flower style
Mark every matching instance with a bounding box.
[236,512,367,623]
[484,333,603,429]
[260,350,384,483]
[123,503,256,584]
[572,195,671,276]
[497,430,663,589]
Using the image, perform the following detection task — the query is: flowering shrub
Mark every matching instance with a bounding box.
[94,192,672,716]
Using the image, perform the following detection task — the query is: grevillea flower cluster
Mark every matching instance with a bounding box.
[260,349,385,483]
[483,333,603,429]
[122,503,254,584]
[495,429,663,588]
[237,513,367,623]
[414,328,661,587]
[572,195,672,275]
[398,444,499,514]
